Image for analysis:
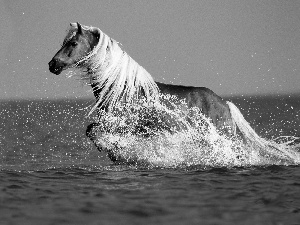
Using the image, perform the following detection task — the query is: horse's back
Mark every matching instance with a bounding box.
[156,82,234,132]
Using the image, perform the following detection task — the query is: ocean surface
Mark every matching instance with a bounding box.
[1,96,300,225]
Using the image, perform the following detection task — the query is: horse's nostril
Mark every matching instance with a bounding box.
[48,58,64,75]
[49,58,61,69]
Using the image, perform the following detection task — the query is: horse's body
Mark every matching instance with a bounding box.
[91,80,234,133]
[156,82,234,131]
[49,23,289,164]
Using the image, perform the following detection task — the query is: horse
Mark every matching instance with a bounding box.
[48,22,294,164]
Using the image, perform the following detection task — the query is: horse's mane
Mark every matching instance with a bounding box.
[73,25,159,114]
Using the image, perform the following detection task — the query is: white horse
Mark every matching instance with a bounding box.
[49,23,298,165]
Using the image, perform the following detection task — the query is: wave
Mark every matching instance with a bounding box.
[90,94,300,168]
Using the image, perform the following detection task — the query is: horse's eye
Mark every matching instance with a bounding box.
[70,42,78,47]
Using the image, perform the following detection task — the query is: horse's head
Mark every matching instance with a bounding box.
[49,22,99,75]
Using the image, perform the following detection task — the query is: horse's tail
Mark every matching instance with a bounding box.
[226,101,300,163]
[226,101,271,147]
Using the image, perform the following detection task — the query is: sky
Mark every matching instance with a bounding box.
[1,0,300,100]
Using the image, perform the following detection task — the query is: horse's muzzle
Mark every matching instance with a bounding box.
[48,58,65,75]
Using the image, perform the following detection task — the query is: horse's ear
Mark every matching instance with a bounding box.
[77,22,82,34]
[91,27,100,39]
[89,28,100,49]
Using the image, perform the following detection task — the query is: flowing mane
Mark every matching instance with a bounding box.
[73,25,160,114]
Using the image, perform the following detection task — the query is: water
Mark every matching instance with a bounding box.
[1,96,300,225]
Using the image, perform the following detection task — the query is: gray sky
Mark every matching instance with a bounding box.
[1,0,300,99]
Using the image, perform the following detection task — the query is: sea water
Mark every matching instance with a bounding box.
[0,96,300,225]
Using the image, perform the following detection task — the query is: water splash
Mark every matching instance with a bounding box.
[91,95,300,168]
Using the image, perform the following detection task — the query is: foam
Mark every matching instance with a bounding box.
[91,94,300,168]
